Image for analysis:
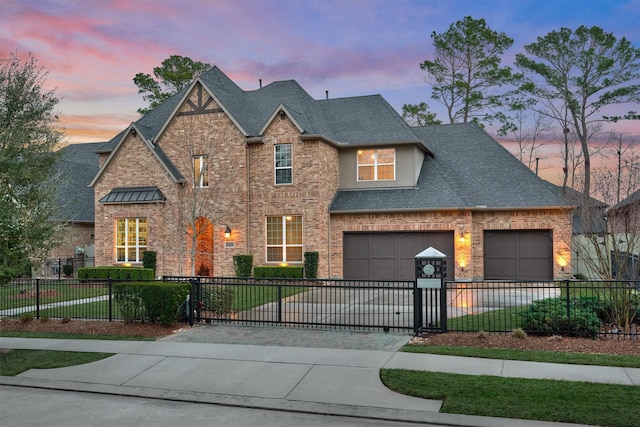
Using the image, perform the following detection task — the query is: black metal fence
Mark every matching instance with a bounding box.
[167,277,416,332]
[0,278,114,321]
[418,280,639,339]
[33,257,96,279]
[1,277,638,339]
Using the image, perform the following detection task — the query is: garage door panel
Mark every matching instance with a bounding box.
[484,230,552,281]
[519,259,552,280]
[344,232,454,280]
[484,260,518,280]
[519,232,553,257]
[369,260,396,280]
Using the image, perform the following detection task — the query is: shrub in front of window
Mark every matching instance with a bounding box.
[233,254,253,277]
[303,251,319,279]
[142,251,157,273]
[254,266,303,278]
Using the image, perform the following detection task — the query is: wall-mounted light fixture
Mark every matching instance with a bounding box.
[130,128,137,137]
[458,230,465,243]
[224,226,232,239]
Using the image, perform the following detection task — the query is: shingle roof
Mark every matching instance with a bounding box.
[55,142,107,223]
[102,66,426,150]
[329,123,569,212]
[611,188,640,211]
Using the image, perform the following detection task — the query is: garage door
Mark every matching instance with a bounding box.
[343,232,454,280]
[484,230,553,280]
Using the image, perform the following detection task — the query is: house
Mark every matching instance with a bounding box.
[607,189,640,280]
[39,142,104,276]
[89,66,572,281]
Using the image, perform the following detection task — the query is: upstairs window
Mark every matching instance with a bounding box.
[266,215,303,262]
[274,144,292,185]
[116,218,147,263]
[357,148,395,181]
[193,155,208,188]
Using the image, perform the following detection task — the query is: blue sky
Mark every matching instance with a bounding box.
[2,0,639,182]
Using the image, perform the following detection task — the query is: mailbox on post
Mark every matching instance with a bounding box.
[414,247,447,335]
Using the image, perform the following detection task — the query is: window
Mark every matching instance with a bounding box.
[274,144,292,184]
[357,148,395,181]
[116,218,147,263]
[193,155,208,187]
[266,215,302,262]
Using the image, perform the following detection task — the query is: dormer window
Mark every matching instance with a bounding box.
[357,148,395,181]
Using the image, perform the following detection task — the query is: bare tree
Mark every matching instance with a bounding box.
[506,108,551,172]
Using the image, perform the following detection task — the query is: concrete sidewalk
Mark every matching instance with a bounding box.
[1,327,636,426]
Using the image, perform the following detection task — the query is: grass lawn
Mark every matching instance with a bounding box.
[380,369,640,427]
[0,349,113,376]
[401,343,640,368]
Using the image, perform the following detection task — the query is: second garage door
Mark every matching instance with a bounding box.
[484,230,553,281]
[343,232,454,280]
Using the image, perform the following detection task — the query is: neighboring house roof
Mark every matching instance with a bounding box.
[610,188,640,212]
[330,123,569,212]
[550,185,607,234]
[55,142,107,223]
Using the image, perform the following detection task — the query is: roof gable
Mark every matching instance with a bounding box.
[89,123,185,187]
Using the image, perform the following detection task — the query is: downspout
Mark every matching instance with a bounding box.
[246,142,251,256]
[328,209,332,277]
[178,182,184,275]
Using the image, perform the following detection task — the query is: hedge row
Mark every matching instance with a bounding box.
[78,266,155,280]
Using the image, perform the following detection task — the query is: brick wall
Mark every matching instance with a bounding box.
[247,114,339,277]
[329,208,573,280]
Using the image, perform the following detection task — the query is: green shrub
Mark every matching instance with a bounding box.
[520,297,602,338]
[62,264,73,276]
[78,266,154,280]
[114,282,189,325]
[200,285,234,314]
[233,255,253,277]
[142,251,157,273]
[304,251,319,279]
[113,285,146,323]
[254,266,303,278]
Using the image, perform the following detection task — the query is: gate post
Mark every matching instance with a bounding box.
[414,247,447,335]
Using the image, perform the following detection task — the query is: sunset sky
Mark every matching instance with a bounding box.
[2,0,639,184]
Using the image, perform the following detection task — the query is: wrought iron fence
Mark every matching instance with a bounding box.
[1,276,638,339]
[166,277,416,332]
[34,257,96,279]
[0,278,114,321]
[433,280,640,339]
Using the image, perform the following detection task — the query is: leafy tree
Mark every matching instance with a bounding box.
[0,52,62,282]
[401,102,441,126]
[420,16,516,124]
[133,55,211,115]
[515,25,640,199]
